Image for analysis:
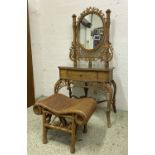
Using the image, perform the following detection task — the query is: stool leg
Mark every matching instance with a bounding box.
[70,116,76,153]
[83,124,87,133]
[42,112,48,144]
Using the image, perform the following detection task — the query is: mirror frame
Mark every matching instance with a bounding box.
[76,7,105,52]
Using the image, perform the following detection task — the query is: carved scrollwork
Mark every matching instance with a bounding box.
[72,43,113,62]
[76,7,105,53]
[100,44,113,62]
[54,79,68,93]
[102,82,113,94]
[69,42,76,61]
[54,79,73,93]
[76,7,105,25]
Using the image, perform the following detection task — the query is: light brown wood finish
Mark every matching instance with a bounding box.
[42,111,77,153]
[56,66,115,127]
[34,93,96,153]
[59,67,113,82]
[54,7,117,127]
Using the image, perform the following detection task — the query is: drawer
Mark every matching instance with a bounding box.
[60,69,97,81]
[59,69,111,82]
[67,70,97,81]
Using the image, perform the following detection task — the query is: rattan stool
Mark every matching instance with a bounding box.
[33,93,96,153]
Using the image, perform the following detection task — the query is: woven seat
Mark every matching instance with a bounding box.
[33,93,96,153]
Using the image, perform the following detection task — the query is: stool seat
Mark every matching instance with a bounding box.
[34,93,96,125]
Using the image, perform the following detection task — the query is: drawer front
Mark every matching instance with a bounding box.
[67,70,97,81]
[97,72,110,81]
[59,69,111,82]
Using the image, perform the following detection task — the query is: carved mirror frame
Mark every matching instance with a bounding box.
[69,7,113,68]
[76,8,105,52]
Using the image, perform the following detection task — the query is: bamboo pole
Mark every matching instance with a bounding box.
[72,14,77,67]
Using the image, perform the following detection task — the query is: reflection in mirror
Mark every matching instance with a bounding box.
[79,14,103,49]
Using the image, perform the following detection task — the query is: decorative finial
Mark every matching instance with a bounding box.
[72,14,76,18]
[106,9,111,14]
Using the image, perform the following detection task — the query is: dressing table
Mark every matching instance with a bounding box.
[54,7,116,128]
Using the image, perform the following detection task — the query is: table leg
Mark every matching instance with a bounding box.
[67,81,72,98]
[84,82,88,97]
[106,97,112,128]
[111,80,117,113]
[105,83,113,128]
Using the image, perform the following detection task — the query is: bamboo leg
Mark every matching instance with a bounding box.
[105,84,113,128]
[106,108,111,128]
[70,115,76,153]
[83,124,87,133]
[42,112,48,144]
[106,93,112,128]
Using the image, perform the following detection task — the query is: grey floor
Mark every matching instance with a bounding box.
[28,106,128,155]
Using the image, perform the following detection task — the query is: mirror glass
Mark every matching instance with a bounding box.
[79,14,103,50]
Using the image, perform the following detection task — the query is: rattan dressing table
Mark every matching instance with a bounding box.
[54,7,117,128]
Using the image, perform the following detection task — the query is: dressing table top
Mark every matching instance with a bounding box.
[58,66,114,72]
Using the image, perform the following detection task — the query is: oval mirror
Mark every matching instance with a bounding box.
[79,14,103,50]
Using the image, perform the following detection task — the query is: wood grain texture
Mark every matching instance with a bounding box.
[59,67,113,82]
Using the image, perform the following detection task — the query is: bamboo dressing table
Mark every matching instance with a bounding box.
[54,7,117,128]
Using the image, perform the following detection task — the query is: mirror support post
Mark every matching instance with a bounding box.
[88,60,92,68]
[106,9,111,43]
[72,14,77,67]
[105,9,111,69]
[105,61,109,69]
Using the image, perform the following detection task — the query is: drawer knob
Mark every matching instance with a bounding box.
[80,74,82,77]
